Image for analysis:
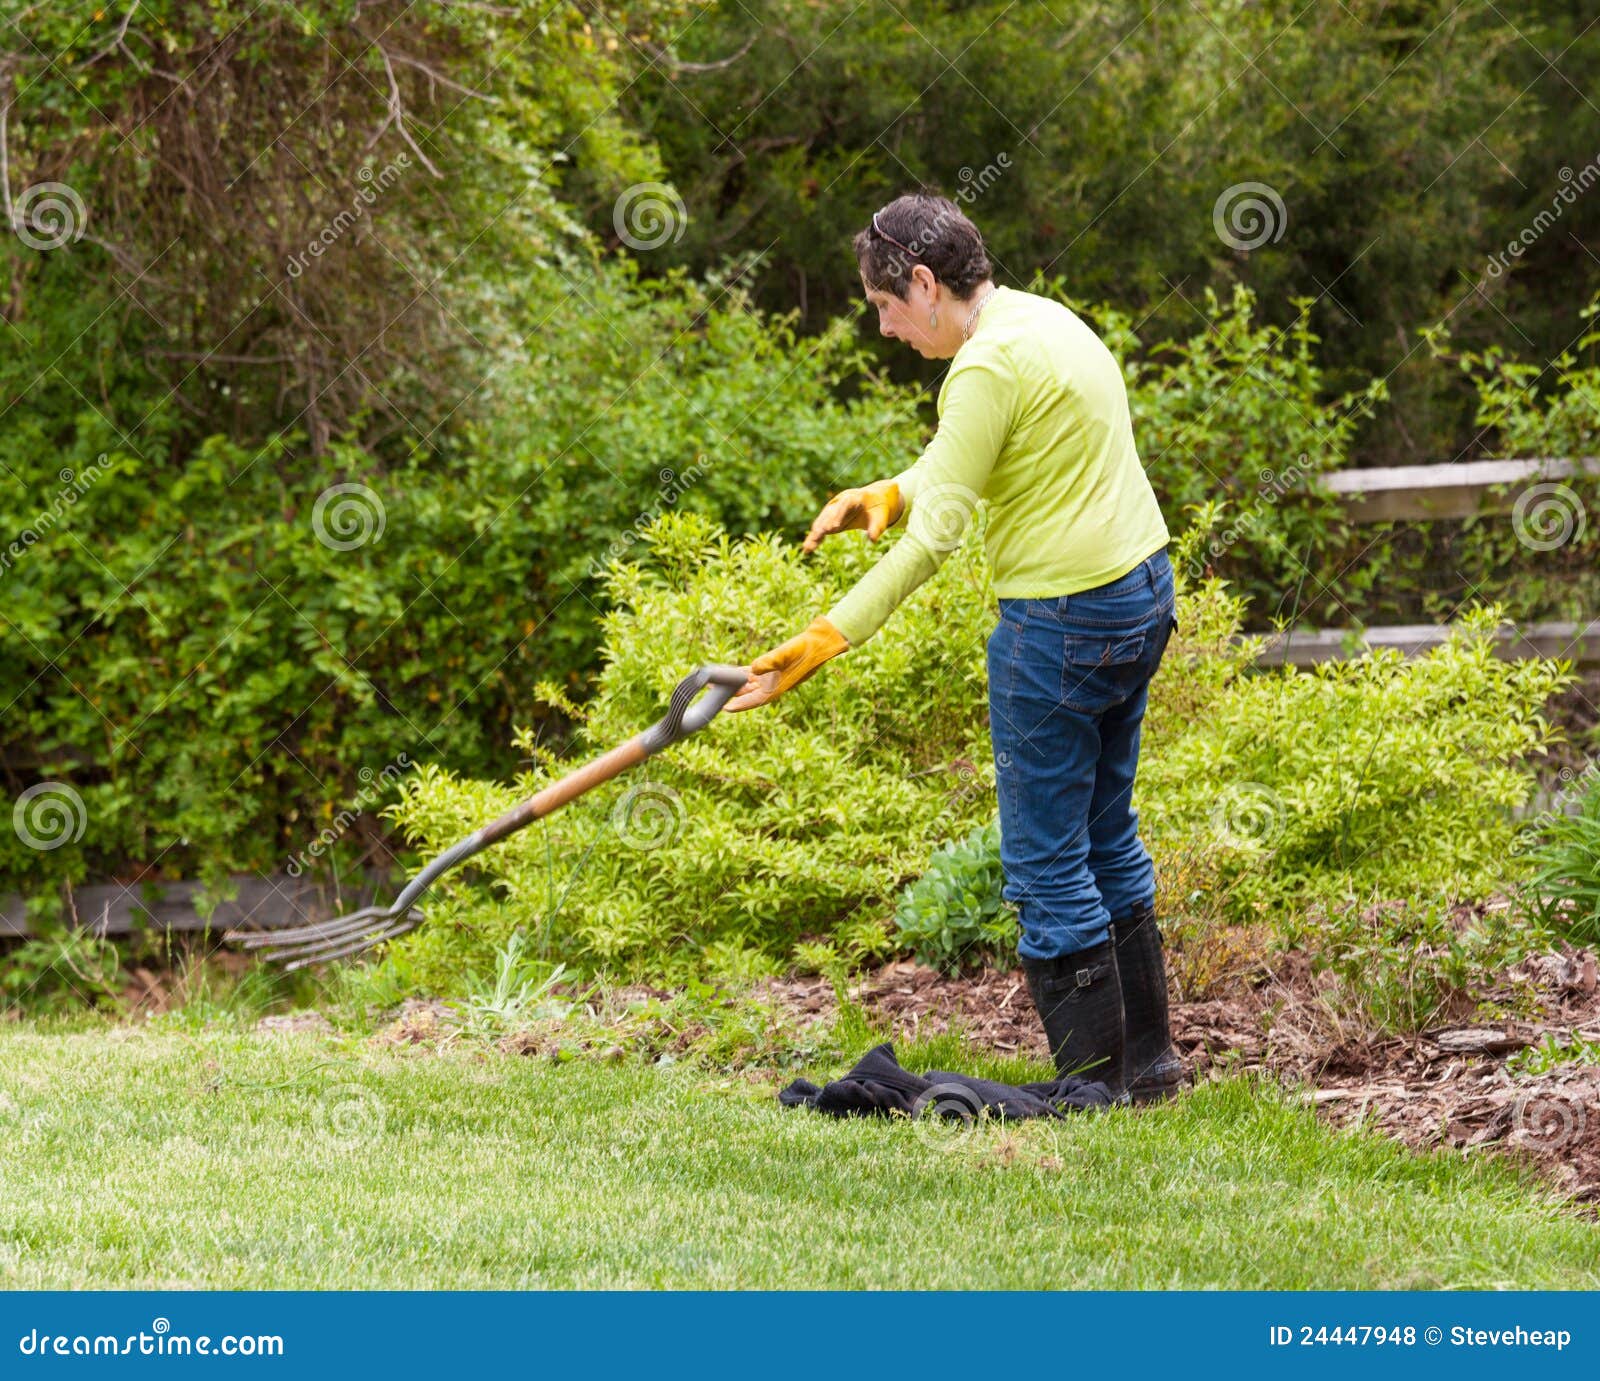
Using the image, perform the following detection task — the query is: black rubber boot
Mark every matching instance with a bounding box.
[1020,937,1127,1100]
[1110,901,1185,1104]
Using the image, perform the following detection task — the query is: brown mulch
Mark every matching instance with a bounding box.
[756,945,1600,1205]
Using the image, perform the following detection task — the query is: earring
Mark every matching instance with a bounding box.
[928,308,939,328]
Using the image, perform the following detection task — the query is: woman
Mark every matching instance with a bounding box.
[726,192,1184,1104]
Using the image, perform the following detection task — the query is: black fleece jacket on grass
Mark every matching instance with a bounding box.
[778,1041,1113,1120]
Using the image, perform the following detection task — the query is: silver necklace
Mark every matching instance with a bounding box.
[963,286,998,340]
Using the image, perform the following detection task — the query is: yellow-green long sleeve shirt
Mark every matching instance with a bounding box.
[826,285,1170,646]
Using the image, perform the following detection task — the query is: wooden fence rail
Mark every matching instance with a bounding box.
[1263,456,1600,667]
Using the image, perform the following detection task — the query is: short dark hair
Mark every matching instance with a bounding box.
[853,191,993,300]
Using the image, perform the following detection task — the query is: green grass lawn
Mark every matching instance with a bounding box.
[1,1025,1595,1289]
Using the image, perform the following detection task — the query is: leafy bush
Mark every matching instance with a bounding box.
[1140,602,1570,919]
[363,511,1568,996]
[1399,297,1600,627]
[1306,896,1546,1034]
[374,508,998,989]
[1091,282,1389,627]
[597,0,1552,468]
[0,928,124,1017]
[1519,767,1600,947]
[892,818,1014,973]
[0,258,920,907]
[3,0,669,451]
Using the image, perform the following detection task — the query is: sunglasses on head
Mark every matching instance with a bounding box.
[871,210,922,259]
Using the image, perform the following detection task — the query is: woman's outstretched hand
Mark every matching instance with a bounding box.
[724,616,851,712]
[802,479,904,554]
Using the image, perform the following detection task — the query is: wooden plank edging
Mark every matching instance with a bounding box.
[1249,619,1600,668]
[0,871,385,941]
[1324,457,1600,522]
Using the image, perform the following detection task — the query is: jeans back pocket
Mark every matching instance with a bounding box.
[1063,628,1149,667]
[1060,625,1153,713]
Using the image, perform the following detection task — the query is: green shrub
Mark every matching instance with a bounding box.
[892,818,1015,974]
[1519,766,1600,947]
[0,258,920,906]
[1306,895,1547,1034]
[1510,1031,1600,1077]
[1403,297,1600,628]
[1141,602,1571,919]
[374,508,998,989]
[1087,282,1389,627]
[364,511,1568,996]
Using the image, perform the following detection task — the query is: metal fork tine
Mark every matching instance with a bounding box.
[251,910,422,966]
[240,911,395,951]
[274,916,425,971]
[233,905,393,948]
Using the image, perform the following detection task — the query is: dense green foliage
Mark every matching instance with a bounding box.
[584,0,1598,466]
[0,258,915,903]
[1139,603,1569,917]
[2,0,675,451]
[2,1,1593,966]
[377,509,996,990]
[1097,283,1387,623]
[1392,298,1600,626]
[1521,766,1600,948]
[369,515,1567,992]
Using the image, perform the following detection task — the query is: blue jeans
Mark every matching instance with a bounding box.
[986,548,1176,961]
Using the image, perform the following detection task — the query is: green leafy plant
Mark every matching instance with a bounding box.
[362,508,1568,996]
[453,933,579,1043]
[1519,768,1600,947]
[1141,606,1571,919]
[0,927,125,1017]
[1307,896,1546,1034]
[1509,1031,1600,1077]
[1088,282,1389,627]
[376,507,999,988]
[0,256,920,909]
[892,818,1016,973]
[1404,296,1600,629]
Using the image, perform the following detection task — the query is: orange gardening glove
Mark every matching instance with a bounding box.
[802,479,904,554]
[725,616,851,713]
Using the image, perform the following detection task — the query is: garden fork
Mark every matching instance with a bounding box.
[228,664,749,970]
